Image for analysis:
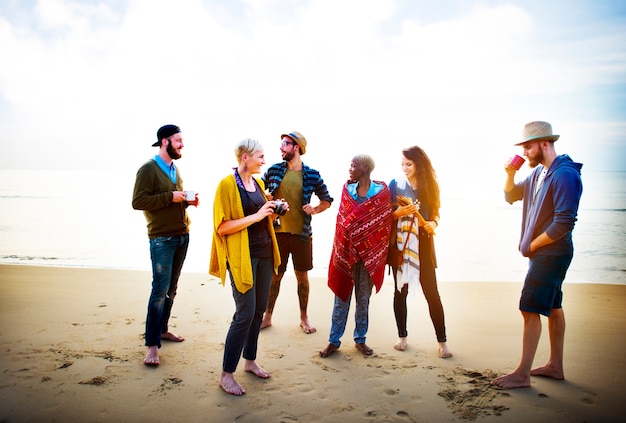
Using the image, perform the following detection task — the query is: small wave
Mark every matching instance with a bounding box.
[584,208,626,213]
[0,195,50,199]
[1,255,62,262]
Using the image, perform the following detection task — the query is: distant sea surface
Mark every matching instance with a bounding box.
[1,168,624,285]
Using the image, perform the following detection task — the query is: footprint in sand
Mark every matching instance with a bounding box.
[57,361,73,369]
[290,381,315,394]
[438,366,510,420]
[581,390,597,405]
[310,357,340,373]
[396,411,417,422]
[264,348,285,359]
[79,376,108,385]
[156,377,183,393]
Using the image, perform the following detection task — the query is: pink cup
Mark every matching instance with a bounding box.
[508,154,525,170]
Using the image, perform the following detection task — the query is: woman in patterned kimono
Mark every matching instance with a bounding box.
[389,146,452,358]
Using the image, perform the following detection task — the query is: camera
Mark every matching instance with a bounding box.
[273,199,287,216]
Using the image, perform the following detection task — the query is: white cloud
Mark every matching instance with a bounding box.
[0,0,624,171]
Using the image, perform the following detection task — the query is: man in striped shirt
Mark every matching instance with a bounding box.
[261,131,333,334]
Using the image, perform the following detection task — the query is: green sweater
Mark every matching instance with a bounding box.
[132,160,190,238]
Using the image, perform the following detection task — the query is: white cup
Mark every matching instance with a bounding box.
[185,191,195,201]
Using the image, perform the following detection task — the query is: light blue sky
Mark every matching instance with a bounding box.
[1,0,625,176]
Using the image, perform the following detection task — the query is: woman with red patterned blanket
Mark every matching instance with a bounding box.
[320,155,392,358]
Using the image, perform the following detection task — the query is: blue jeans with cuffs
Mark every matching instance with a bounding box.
[328,260,373,347]
[145,234,189,347]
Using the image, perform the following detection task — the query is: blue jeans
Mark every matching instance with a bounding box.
[328,260,373,347]
[223,257,273,373]
[145,234,189,347]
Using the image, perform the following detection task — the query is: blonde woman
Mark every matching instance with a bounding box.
[210,138,287,395]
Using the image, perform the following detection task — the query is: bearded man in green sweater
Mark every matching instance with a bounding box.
[132,124,199,366]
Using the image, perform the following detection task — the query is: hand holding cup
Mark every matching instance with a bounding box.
[185,191,199,207]
[507,154,525,170]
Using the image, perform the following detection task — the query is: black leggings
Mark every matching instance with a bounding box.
[393,231,447,342]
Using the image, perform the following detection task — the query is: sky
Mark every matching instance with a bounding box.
[1,0,625,180]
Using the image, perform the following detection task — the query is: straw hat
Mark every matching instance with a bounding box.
[281,131,307,155]
[515,121,560,145]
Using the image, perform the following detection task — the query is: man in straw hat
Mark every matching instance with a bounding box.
[492,121,583,389]
[261,131,333,334]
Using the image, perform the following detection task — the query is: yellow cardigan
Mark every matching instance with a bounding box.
[209,174,280,293]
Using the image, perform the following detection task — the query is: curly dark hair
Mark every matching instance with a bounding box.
[402,146,440,220]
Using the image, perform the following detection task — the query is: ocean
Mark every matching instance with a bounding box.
[0,168,624,285]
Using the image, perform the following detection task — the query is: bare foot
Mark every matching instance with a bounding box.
[260,313,272,329]
[355,343,373,356]
[300,318,317,334]
[220,372,246,396]
[244,360,271,379]
[394,337,407,351]
[319,343,339,358]
[531,364,564,380]
[144,346,159,366]
[491,371,531,389]
[161,331,184,342]
[438,342,453,358]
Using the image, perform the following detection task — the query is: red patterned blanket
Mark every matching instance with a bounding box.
[328,182,392,302]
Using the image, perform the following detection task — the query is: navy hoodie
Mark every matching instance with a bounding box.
[505,154,583,258]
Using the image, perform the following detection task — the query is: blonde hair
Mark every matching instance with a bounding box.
[353,154,375,174]
[235,138,263,163]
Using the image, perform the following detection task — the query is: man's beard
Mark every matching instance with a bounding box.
[528,150,543,168]
[282,151,294,162]
[167,141,181,160]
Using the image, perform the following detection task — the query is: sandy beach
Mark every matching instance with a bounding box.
[0,264,624,422]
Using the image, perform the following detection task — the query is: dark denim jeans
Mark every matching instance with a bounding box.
[222,257,273,373]
[145,233,189,347]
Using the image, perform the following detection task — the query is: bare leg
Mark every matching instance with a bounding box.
[295,270,316,334]
[492,311,541,389]
[531,308,565,380]
[219,371,246,396]
[394,337,407,351]
[244,359,271,378]
[261,272,284,329]
[438,341,453,358]
[143,345,159,366]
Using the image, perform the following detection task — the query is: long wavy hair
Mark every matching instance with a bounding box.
[402,146,440,219]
